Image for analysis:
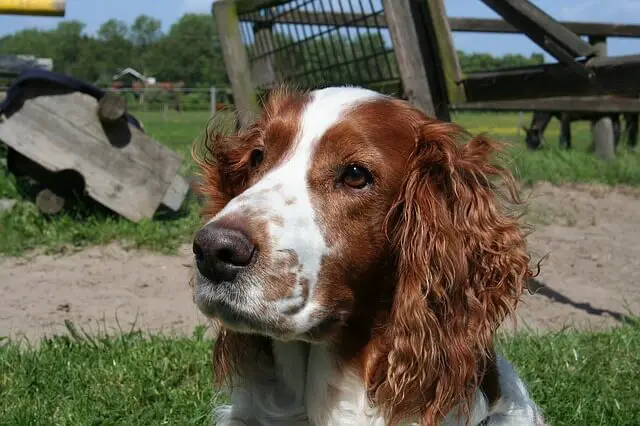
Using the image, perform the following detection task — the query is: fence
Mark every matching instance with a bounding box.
[103,87,234,116]
[237,0,401,95]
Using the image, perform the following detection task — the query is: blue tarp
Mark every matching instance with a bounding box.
[0,68,143,130]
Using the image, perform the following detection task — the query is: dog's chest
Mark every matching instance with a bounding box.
[266,341,385,426]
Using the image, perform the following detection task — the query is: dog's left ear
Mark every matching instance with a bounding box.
[368,118,534,425]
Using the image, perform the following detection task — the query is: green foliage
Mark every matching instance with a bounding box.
[0,14,228,87]
[1,321,639,425]
[457,51,545,72]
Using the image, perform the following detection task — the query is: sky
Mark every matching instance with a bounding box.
[1,0,640,59]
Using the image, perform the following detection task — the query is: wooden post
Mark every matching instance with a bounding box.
[588,35,615,160]
[0,0,65,16]
[426,0,466,105]
[210,86,217,119]
[213,0,259,127]
[97,92,126,123]
[383,0,451,121]
[252,20,277,87]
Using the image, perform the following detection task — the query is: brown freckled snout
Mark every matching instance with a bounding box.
[193,223,256,284]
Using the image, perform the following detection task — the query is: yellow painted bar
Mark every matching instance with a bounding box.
[0,0,65,16]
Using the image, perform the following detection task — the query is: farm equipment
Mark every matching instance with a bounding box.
[0,69,190,222]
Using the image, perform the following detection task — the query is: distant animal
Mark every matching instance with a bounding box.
[190,86,546,425]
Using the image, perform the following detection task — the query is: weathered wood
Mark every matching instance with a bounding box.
[161,173,190,212]
[97,91,126,123]
[586,34,615,158]
[383,0,445,119]
[35,188,65,215]
[450,18,640,38]
[251,21,277,87]
[462,54,640,102]
[241,10,640,39]
[480,0,595,59]
[454,96,640,113]
[427,0,465,105]
[0,86,185,222]
[213,0,259,127]
[0,0,65,16]
[593,116,615,160]
[234,0,289,14]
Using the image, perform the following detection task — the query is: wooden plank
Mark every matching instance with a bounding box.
[480,0,595,59]
[0,88,184,222]
[462,54,640,102]
[454,96,640,114]
[234,0,289,14]
[239,11,640,39]
[97,91,126,123]
[241,9,386,28]
[451,18,640,38]
[383,0,444,119]
[594,117,615,160]
[161,173,190,212]
[427,0,465,104]
[251,21,277,87]
[214,0,259,127]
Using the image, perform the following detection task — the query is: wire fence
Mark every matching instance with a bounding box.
[238,0,402,95]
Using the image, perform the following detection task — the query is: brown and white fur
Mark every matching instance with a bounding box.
[190,86,545,425]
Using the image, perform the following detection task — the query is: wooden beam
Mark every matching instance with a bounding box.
[481,0,595,60]
[453,96,640,114]
[213,0,259,127]
[383,0,447,120]
[450,18,640,38]
[234,0,289,14]
[0,0,65,16]
[427,0,465,105]
[239,11,640,39]
[251,21,277,88]
[462,54,640,102]
[241,9,386,28]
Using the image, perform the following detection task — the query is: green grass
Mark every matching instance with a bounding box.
[1,321,639,425]
[1,110,640,256]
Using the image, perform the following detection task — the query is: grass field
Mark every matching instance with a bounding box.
[1,321,638,425]
[2,110,640,424]
[2,110,640,257]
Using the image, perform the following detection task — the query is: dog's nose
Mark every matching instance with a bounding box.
[193,223,256,284]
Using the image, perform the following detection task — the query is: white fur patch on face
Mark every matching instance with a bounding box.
[210,86,383,334]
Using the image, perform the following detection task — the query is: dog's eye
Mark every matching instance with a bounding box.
[249,149,264,168]
[340,164,373,189]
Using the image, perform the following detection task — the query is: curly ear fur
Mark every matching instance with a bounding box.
[369,119,534,425]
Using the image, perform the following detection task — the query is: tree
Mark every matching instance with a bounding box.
[96,19,134,83]
[129,15,163,74]
[147,14,228,86]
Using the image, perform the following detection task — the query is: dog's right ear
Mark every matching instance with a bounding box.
[368,116,533,426]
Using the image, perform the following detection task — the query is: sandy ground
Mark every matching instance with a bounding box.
[1,182,639,342]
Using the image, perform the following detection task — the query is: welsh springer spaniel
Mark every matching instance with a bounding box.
[191,86,545,425]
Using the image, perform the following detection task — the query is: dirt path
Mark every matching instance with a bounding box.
[1,182,639,342]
